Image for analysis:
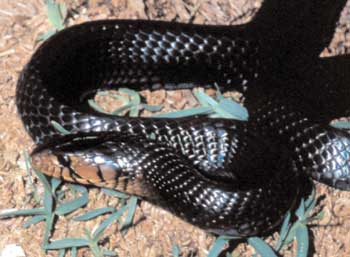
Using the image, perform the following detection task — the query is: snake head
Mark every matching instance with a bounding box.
[31,133,119,186]
[30,132,153,197]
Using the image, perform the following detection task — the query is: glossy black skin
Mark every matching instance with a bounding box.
[16,0,350,236]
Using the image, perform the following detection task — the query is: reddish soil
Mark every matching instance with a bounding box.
[0,1,349,256]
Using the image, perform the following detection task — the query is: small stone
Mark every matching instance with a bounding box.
[0,244,26,257]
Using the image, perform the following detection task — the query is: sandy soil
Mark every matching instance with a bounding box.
[0,0,349,257]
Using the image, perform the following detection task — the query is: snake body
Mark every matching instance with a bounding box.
[16,0,350,236]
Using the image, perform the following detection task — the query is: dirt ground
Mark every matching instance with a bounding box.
[0,0,350,257]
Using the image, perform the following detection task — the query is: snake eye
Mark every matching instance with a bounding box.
[56,154,71,167]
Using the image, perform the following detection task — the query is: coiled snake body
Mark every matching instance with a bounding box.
[16,0,350,236]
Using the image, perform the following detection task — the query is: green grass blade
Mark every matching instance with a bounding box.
[43,183,54,214]
[36,29,57,41]
[71,247,77,257]
[274,211,291,251]
[58,1,67,21]
[83,228,105,257]
[97,91,129,104]
[193,90,219,107]
[295,199,306,220]
[211,106,236,119]
[46,0,66,30]
[125,90,141,117]
[194,88,248,120]
[248,237,278,257]
[45,238,90,249]
[39,177,56,249]
[51,120,71,135]
[58,249,66,257]
[92,205,129,239]
[216,99,248,120]
[207,236,230,257]
[88,99,110,114]
[55,194,89,216]
[283,222,299,247]
[74,207,115,221]
[111,103,134,115]
[121,196,138,234]
[42,212,55,249]
[141,104,163,112]
[153,106,212,118]
[304,190,318,218]
[22,215,46,228]
[68,184,88,194]
[193,91,210,107]
[304,189,316,209]
[214,83,224,101]
[172,244,180,257]
[331,121,350,129]
[118,88,141,117]
[51,178,62,193]
[31,166,53,199]
[295,224,309,257]
[0,207,46,218]
[101,188,129,199]
[23,151,41,203]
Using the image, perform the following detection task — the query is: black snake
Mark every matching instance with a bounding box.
[16,0,350,237]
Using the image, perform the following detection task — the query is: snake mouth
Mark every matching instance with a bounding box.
[30,133,117,179]
[31,132,114,155]
[30,132,118,187]
[31,150,60,178]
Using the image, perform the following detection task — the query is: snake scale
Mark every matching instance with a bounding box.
[16,0,350,236]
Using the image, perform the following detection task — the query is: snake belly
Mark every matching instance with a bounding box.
[16,1,350,237]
